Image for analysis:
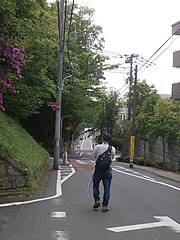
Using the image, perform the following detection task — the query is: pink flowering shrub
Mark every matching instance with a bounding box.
[0,45,25,110]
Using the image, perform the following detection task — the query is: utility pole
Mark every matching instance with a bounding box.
[127,54,133,120]
[54,0,65,170]
[129,65,138,168]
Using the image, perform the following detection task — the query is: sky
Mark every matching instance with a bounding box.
[49,0,180,96]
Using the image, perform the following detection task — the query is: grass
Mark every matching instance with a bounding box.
[0,111,50,182]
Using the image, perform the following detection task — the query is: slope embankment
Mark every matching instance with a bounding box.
[0,111,50,194]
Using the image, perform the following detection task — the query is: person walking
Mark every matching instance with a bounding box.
[92,133,115,212]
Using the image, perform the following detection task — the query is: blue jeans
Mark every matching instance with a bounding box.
[93,170,112,207]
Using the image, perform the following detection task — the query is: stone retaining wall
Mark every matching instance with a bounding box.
[135,137,180,171]
[0,157,29,191]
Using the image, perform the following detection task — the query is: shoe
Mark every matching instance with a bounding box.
[93,201,101,209]
[102,206,109,212]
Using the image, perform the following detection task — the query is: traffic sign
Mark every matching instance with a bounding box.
[50,102,60,111]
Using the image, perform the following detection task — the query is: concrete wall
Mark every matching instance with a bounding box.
[135,137,180,171]
[171,82,180,100]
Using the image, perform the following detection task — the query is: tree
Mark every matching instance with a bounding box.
[150,99,180,169]
[5,1,58,119]
[136,94,160,160]
[18,3,118,151]
[126,80,158,116]
[93,89,121,137]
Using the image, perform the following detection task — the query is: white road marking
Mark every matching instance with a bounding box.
[0,166,75,208]
[60,170,72,173]
[50,231,69,240]
[80,140,85,150]
[112,167,180,192]
[106,216,180,233]
[51,212,66,218]
[114,166,155,180]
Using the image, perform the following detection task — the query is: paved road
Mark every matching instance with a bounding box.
[62,150,180,240]
[0,138,180,240]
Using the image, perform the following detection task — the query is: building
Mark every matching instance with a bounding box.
[171,82,180,100]
[171,22,180,101]
[118,108,128,121]
[159,94,170,99]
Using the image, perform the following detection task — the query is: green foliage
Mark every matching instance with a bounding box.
[92,89,121,135]
[127,80,158,115]
[0,111,49,179]
[133,81,160,159]
[136,94,160,140]
[0,1,121,153]
[150,99,179,142]
[1,0,57,119]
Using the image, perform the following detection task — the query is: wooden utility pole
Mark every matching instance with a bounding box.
[54,0,65,170]
[129,65,138,168]
[128,54,133,120]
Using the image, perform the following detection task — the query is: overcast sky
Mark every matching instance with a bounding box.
[49,0,180,95]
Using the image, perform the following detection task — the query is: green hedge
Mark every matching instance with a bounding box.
[0,111,49,179]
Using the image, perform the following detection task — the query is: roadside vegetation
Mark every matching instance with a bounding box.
[0,111,49,190]
[0,0,179,195]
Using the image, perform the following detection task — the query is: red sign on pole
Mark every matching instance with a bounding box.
[50,102,60,111]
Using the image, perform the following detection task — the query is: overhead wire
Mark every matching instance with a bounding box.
[137,35,174,73]
[138,26,180,73]
[147,38,177,66]
[139,37,178,75]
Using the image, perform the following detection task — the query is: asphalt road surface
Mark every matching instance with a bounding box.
[0,138,180,240]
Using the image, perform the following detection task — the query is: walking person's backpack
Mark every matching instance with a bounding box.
[95,146,112,171]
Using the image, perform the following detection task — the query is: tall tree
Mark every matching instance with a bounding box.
[3,1,57,119]
[19,3,118,150]
[136,94,160,160]
[150,99,180,169]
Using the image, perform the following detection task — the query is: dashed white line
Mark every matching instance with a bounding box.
[50,231,69,240]
[51,212,66,218]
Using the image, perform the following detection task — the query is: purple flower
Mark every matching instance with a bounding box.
[0,44,25,110]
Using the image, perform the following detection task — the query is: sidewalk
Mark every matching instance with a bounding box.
[114,161,180,183]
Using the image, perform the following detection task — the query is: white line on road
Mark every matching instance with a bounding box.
[0,166,75,208]
[112,167,180,192]
[115,166,155,180]
[80,139,85,150]
[50,231,69,240]
[51,212,66,218]
[106,216,180,233]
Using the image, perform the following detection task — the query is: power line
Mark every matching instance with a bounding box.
[138,34,174,72]
[147,38,177,65]
[139,37,178,75]
[137,25,180,73]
